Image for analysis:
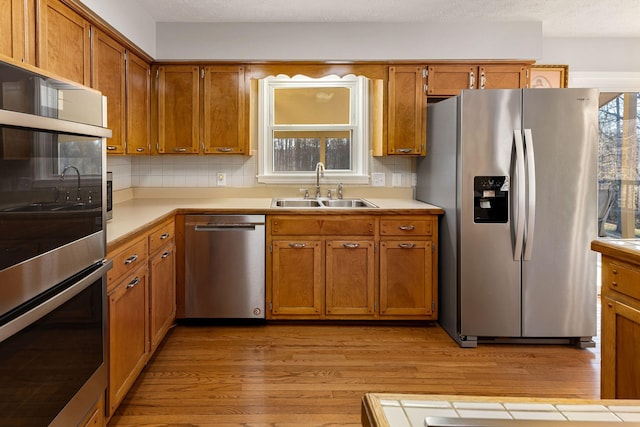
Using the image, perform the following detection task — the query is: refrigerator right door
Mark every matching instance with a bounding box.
[521,88,599,338]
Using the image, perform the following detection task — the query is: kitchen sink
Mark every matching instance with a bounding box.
[271,198,378,209]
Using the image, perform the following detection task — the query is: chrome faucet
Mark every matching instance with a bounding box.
[315,162,325,198]
[61,165,81,201]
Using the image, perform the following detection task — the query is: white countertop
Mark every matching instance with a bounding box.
[106,196,443,245]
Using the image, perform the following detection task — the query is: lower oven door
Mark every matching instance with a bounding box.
[0,259,111,427]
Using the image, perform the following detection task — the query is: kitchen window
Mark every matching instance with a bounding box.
[257,74,370,184]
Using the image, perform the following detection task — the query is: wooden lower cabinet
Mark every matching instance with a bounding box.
[106,217,176,418]
[326,239,375,316]
[79,395,105,427]
[267,214,438,321]
[600,254,640,399]
[108,264,149,415]
[271,239,323,317]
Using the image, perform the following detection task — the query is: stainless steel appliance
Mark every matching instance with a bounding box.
[416,88,599,348]
[184,215,266,319]
[0,60,112,425]
[106,171,113,221]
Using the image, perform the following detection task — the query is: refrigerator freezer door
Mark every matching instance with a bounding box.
[458,89,523,338]
[521,88,599,338]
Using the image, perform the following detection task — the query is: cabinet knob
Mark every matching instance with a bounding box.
[612,269,618,275]
[612,281,618,287]
[607,303,613,308]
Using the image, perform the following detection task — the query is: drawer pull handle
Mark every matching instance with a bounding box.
[161,251,171,259]
[124,254,139,265]
[398,243,415,249]
[136,147,145,152]
[216,147,234,152]
[342,243,360,249]
[173,147,188,152]
[126,277,140,289]
[160,232,170,240]
[106,145,118,151]
[288,243,306,248]
[399,225,416,231]
[397,148,413,153]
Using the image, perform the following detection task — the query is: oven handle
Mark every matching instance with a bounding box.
[0,259,112,343]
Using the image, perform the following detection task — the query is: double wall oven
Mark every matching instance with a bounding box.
[0,61,112,426]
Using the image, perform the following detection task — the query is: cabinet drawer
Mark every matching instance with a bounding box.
[380,218,432,236]
[604,257,640,301]
[108,236,148,289]
[149,220,175,254]
[270,216,375,236]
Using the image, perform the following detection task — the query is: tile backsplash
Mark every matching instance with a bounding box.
[107,155,415,192]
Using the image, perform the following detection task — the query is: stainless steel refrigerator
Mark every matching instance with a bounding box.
[416,88,599,348]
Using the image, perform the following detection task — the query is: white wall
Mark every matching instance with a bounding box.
[155,22,542,61]
[540,38,640,72]
[79,0,157,57]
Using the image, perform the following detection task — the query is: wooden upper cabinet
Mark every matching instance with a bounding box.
[202,66,247,154]
[426,64,476,96]
[480,64,528,90]
[91,29,126,154]
[387,66,426,156]
[38,0,91,85]
[126,52,151,155]
[156,65,200,154]
[427,63,530,97]
[0,0,36,65]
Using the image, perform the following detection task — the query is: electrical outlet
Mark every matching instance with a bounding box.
[411,173,417,186]
[371,172,385,187]
[392,173,402,187]
[216,172,227,186]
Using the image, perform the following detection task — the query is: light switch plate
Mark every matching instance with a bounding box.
[216,172,227,186]
[371,172,385,187]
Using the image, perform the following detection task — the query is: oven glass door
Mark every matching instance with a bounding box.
[0,127,104,271]
[0,262,107,427]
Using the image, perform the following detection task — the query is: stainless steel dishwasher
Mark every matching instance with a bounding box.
[184,214,265,319]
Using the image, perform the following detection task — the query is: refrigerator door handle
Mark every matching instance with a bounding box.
[513,129,526,261]
[523,128,536,261]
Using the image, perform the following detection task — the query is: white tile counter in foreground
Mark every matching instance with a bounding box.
[362,394,640,427]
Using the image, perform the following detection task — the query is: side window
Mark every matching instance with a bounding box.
[257,74,370,184]
[598,92,640,237]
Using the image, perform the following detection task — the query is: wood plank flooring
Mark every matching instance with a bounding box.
[108,321,599,427]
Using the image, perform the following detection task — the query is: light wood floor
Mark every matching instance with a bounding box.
[108,321,599,427]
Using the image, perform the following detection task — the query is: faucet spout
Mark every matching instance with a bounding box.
[315,162,325,198]
[61,165,81,201]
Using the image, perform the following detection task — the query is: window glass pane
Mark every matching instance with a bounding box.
[598,92,640,238]
[273,87,350,125]
[273,130,351,172]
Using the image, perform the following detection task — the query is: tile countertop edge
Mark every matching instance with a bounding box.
[362,393,640,427]
[591,238,640,264]
[106,197,444,247]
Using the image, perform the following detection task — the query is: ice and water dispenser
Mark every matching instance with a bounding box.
[473,176,509,223]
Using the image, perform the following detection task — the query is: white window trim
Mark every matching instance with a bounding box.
[257,74,370,184]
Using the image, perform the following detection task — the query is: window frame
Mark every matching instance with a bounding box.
[257,74,370,184]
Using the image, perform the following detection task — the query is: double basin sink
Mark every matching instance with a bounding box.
[271,197,378,209]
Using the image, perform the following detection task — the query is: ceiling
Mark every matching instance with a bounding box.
[133,0,640,37]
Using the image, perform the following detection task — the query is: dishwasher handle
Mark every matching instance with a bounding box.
[193,224,260,232]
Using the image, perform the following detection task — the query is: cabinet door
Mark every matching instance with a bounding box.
[325,239,375,317]
[601,297,640,399]
[426,64,476,96]
[202,66,246,154]
[156,65,200,154]
[379,240,433,318]
[149,242,175,351]
[108,267,149,416]
[387,66,425,155]
[271,240,322,317]
[0,0,24,62]
[91,29,126,154]
[126,52,151,155]
[479,64,528,90]
[38,0,90,85]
